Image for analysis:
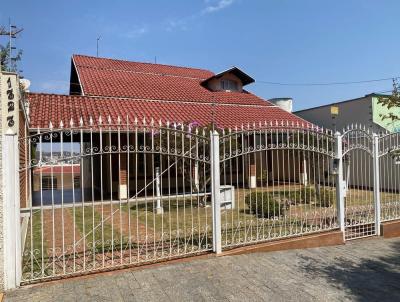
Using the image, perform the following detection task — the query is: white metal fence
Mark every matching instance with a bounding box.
[20,118,214,283]
[378,131,400,222]
[11,119,400,284]
[218,122,338,248]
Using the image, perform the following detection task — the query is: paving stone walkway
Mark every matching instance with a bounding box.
[5,237,400,301]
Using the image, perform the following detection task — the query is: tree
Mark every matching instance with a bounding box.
[377,79,400,122]
[0,42,23,72]
[0,25,23,72]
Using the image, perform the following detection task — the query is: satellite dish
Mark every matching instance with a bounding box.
[20,78,31,91]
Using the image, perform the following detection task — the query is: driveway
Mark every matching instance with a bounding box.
[5,237,400,302]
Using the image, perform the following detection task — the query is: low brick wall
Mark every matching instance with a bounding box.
[381,220,400,238]
[221,230,345,256]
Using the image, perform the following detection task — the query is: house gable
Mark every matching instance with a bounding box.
[201,67,255,93]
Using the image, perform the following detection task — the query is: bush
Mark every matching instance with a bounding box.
[316,188,335,207]
[289,186,315,204]
[245,192,284,218]
[256,170,269,185]
[289,186,335,207]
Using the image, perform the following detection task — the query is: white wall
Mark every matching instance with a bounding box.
[295,96,398,191]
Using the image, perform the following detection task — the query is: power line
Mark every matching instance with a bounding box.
[257,77,399,86]
[374,89,393,94]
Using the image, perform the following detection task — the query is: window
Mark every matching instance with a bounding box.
[221,79,238,91]
[42,176,58,190]
[74,176,81,188]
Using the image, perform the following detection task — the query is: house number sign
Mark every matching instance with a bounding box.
[1,73,19,135]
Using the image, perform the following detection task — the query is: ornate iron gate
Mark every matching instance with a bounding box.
[341,127,376,239]
[19,118,213,283]
[218,122,339,249]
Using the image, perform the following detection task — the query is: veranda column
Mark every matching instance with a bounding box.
[154,166,163,214]
[249,163,256,189]
[118,153,128,199]
[299,154,308,185]
[117,133,128,200]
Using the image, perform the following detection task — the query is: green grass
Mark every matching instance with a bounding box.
[126,198,212,229]
[22,185,400,280]
[120,185,340,248]
[22,210,50,278]
[72,206,126,252]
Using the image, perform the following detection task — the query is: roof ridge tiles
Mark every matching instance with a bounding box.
[27,92,275,108]
[75,64,210,81]
[28,92,310,130]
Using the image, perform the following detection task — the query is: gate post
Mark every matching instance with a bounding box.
[373,133,381,236]
[334,132,345,234]
[2,134,21,289]
[211,130,221,254]
[1,71,22,289]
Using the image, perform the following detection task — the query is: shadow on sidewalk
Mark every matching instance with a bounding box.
[298,240,400,301]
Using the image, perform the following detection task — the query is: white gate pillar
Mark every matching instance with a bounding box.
[211,130,221,254]
[334,132,345,235]
[2,133,21,289]
[373,134,381,236]
[1,71,22,289]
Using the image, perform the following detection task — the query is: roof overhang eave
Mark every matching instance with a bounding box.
[201,66,255,87]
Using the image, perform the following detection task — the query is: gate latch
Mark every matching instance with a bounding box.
[330,158,339,175]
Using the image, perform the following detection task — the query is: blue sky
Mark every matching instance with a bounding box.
[1,0,399,110]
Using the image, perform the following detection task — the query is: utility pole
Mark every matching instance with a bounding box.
[9,19,12,71]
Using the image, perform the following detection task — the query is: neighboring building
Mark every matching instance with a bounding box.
[295,93,400,191]
[294,93,400,133]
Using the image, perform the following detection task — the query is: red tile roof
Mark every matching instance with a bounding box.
[27,93,310,129]
[27,55,311,130]
[73,55,213,79]
[72,55,272,106]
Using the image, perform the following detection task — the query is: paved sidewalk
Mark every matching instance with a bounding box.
[5,237,400,302]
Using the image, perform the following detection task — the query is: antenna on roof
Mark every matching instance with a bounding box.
[96,36,101,57]
[154,56,157,64]
[0,18,23,72]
